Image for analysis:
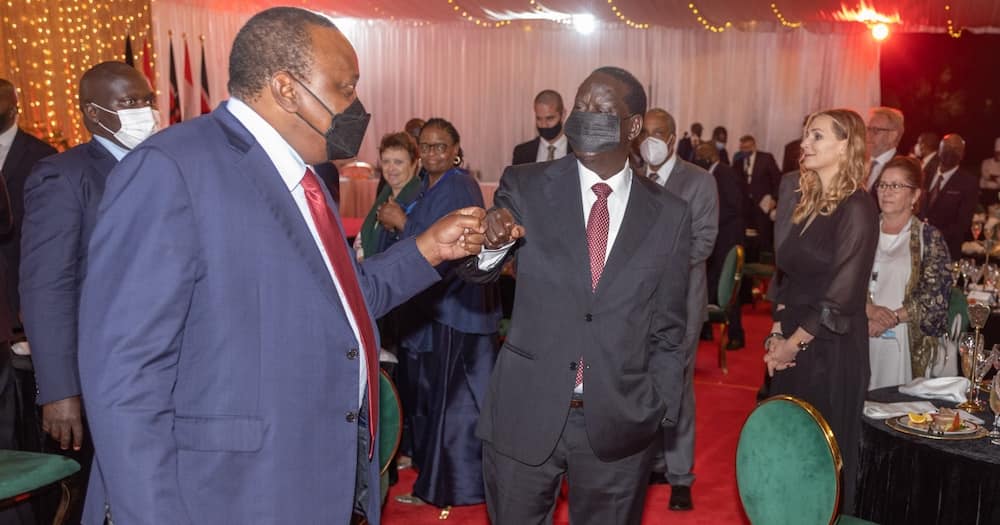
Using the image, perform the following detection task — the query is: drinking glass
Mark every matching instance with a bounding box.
[991,372,1000,443]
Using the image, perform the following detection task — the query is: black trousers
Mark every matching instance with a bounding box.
[483,404,657,525]
[0,350,35,525]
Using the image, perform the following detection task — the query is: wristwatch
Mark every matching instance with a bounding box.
[796,340,809,352]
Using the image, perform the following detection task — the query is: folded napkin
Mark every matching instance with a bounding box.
[898,376,970,403]
[863,401,938,420]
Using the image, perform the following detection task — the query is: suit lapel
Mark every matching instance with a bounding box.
[1,130,28,178]
[213,107,342,309]
[542,157,592,298]
[597,175,661,296]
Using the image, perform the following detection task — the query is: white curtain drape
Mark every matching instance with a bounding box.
[153,1,880,181]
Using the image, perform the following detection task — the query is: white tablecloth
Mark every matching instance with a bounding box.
[338,178,499,219]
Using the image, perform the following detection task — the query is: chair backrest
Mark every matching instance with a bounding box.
[947,287,969,339]
[378,369,403,475]
[736,395,842,525]
[718,245,745,308]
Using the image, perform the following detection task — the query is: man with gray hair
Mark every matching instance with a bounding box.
[865,106,904,192]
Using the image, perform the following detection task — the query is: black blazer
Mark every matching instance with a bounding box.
[707,162,745,304]
[732,150,781,237]
[0,128,56,317]
[511,136,572,166]
[460,155,691,464]
[920,167,979,260]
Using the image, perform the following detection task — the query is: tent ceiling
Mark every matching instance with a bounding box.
[169,1,1000,31]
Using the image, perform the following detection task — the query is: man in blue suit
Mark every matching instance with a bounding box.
[77,8,486,525]
[20,61,157,524]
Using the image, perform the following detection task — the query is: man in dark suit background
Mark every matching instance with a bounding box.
[695,143,744,313]
[19,61,157,525]
[676,122,702,163]
[921,133,979,260]
[0,79,56,322]
[511,89,572,165]
[464,66,691,525]
[76,9,485,525]
[636,108,717,512]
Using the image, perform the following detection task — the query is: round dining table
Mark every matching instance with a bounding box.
[855,386,1000,525]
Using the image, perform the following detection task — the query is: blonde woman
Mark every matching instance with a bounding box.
[764,109,878,513]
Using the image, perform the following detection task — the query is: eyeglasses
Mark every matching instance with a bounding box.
[875,182,916,192]
[866,126,895,135]
[418,142,453,155]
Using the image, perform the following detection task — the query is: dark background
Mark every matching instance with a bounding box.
[880,33,1000,168]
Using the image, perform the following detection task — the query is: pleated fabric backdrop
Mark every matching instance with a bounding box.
[151,0,880,181]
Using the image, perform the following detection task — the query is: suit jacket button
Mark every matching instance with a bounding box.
[585,313,593,322]
[346,412,357,423]
[347,348,359,360]
[569,361,578,370]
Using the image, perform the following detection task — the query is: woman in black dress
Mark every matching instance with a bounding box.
[765,109,878,513]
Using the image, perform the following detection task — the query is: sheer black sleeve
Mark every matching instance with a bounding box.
[798,192,878,336]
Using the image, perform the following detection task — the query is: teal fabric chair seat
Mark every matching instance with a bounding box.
[0,450,80,524]
[736,396,876,525]
[378,369,403,505]
[706,245,744,374]
[947,287,969,337]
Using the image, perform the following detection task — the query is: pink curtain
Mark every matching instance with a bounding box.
[152,0,880,181]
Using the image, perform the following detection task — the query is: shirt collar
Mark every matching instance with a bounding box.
[874,147,896,166]
[939,165,959,182]
[226,98,308,191]
[540,133,567,149]
[0,118,18,147]
[579,158,631,197]
[651,153,679,186]
[92,135,130,161]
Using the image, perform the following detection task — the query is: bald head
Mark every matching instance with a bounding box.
[939,133,966,171]
[695,141,719,165]
[79,61,148,112]
[0,79,17,134]
[78,61,155,145]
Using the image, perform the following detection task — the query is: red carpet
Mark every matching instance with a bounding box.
[384,304,771,524]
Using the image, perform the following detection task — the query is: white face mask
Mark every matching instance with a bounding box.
[91,104,159,150]
[640,136,671,167]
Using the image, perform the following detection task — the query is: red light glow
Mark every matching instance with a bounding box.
[834,1,901,25]
[871,22,890,40]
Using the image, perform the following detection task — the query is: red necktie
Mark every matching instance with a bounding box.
[579,182,612,387]
[301,168,379,458]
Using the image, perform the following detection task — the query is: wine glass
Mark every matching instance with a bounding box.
[991,372,1000,443]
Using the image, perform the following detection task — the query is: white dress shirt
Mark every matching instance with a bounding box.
[648,153,678,187]
[929,165,960,193]
[0,119,19,169]
[535,134,569,163]
[93,135,130,162]
[867,148,897,190]
[226,98,369,406]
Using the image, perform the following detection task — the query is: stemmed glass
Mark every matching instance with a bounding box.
[990,371,1000,444]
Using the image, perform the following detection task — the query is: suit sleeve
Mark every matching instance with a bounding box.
[19,161,85,404]
[354,236,441,319]
[764,153,782,199]
[690,174,719,267]
[455,165,523,284]
[650,204,692,425]
[78,147,199,525]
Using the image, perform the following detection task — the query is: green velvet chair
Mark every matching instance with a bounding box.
[736,395,876,525]
[378,369,403,506]
[742,250,776,307]
[0,450,80,525]
[947,287,969,336]
[706,245,744,374]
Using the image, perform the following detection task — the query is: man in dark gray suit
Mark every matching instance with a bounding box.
[461,67,691,525]
[636,108,718,511]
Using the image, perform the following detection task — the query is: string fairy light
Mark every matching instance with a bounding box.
[770,3,802,28]
[0,0,152,148]
[945,4,962,38]
[686,2,732,33]
[605,0,650,30]
[445,0,511,28]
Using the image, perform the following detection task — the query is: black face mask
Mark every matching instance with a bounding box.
[564,111,623,154]
[939,149,962,169]
[293,77,371,160]
[537,121,563,141]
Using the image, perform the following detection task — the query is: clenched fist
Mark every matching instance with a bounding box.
[483,208,526,249]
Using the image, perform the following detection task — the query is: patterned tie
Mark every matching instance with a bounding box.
[928,173,944,207]
[300,168,379,458]
[744,157,752,184]
[648,172,659,183]
[868,160,879,190]
[579,183,613,388]
[547,144,556,161]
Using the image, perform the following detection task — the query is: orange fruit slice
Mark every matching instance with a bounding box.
[907,413,929,424]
